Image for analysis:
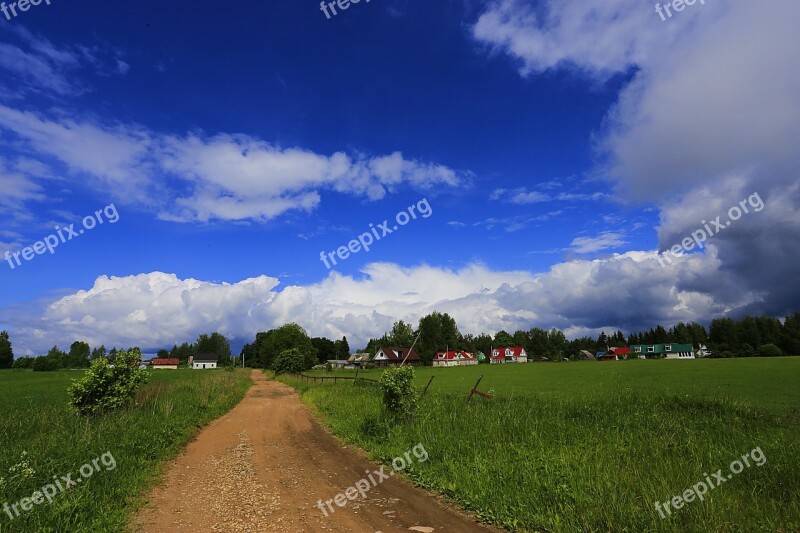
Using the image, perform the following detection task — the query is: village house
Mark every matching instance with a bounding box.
[490,346,528,364]
[432,350,479,367]
[372,347,421,367]
[345,353,370,369]
[190,354,219,369]
[598,347,630,361]
[630,343,695,359]
[577,350,597,361]
[151,358,179,370]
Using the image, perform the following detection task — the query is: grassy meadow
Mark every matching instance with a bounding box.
[0,369,252,532]
[281,358,800,532]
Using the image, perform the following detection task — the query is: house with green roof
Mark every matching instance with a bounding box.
[629,343,695,360]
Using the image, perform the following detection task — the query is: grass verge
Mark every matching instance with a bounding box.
[0,369,252,532]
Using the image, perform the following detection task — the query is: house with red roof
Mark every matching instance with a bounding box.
[151,358,180,370]
[598,347,630,361]
[490,346,528,364]
[372,347,421,367]
[432,350,479,367]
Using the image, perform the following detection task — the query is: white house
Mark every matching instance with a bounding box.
[490,347,528,364]
[432,350,479,367]
[190,354,219,369]
[372,347,421,367]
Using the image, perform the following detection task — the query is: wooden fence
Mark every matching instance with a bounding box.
[286,372,492,403]
[288,373,379,385]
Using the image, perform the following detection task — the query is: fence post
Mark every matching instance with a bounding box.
[421,375,435,397]
[467,375,484,404]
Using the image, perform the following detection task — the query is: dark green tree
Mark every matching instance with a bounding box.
[0,330,13,369]
[261,324,315,370]
[417,312,459,364]
[311,337,337,363]
[195,332,232,366]
[67,341,91,368]
[493,330,514,348]
[91,345,107,360]
[273,348,315,374]
[389,320,415,347]
[170,342,193,364]
[334,336,351,359]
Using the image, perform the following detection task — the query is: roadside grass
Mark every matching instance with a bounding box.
[280,359,800,532]
[0,369,252,532]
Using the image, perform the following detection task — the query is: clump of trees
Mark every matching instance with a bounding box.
[166,332,232,366]
[240,323,321,372]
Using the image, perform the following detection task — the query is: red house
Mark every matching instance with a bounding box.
[490,346,528,364]
[433,350,478,367]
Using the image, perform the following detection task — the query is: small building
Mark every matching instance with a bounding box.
[432,350,479,367]
[630,344,695,359]
[327,359,349,369]
[695,344,711,358]
[598,346,630,361]
[490,347,528,364]
[577,350,596,361]
[190,354,219,369]
[372,347,421,367]
[151,358,179,370]
[345,354,370,369]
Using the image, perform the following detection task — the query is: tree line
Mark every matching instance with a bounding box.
[360,311,800,363]
[1,331,233,371]
[2,310,799,372]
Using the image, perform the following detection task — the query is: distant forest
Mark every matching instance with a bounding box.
[2,311,799,370]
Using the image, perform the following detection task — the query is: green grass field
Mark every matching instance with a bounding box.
[0,369,252,532]
[282,358,800,532]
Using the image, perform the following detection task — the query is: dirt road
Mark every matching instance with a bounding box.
[132,371,495,532]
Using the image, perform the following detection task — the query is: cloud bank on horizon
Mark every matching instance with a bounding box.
[1,0,798,354]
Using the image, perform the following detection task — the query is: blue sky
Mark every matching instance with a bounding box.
[1,0,798,355]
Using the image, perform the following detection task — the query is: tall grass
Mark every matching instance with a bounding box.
[0,369,251,532]
[280,361,800,532]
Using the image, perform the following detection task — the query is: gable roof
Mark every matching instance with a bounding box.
[376,347,420,362]
[609,347,630,355]
[193,354,219,363]
[491,346,525,358]
[434,350,475,360]
[151,358,180,365]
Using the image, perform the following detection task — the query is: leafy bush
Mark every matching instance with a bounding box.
[31,356,60,372]
[379,366,418,420]
[68,348,149,415]
[758,343,784,357]
[12,356,35,369]
[273,348,314,374]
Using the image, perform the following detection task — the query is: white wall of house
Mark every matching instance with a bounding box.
[192,362,218,369]
[665,352,695,360]
[153,365,178,370]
